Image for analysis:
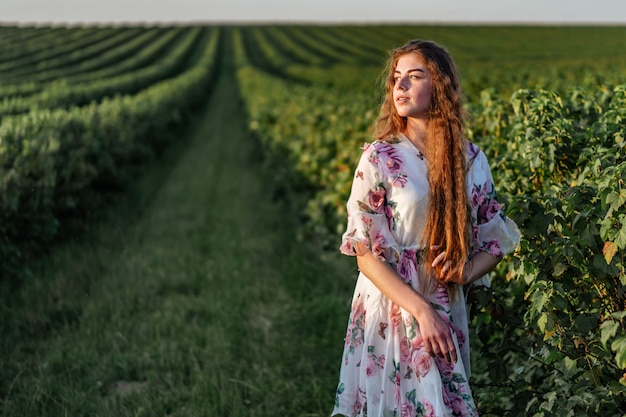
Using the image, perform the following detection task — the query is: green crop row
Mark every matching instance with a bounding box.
[0,28,186,101]
[0,26,114,67]
[0,27,134,77]
[18,28,169,84]
[0,26,221,277]
[234,26,626,416]
[0,27,204,119]
[241,25,626,98]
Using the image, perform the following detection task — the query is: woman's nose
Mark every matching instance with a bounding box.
[396,77,407,91]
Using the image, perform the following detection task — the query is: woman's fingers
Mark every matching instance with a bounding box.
[435,337,453,363]
[428,339,456,363]
[431,250,446,267]
[431,251,454,281]
[445,339,458,363]
[431,246,453,279]
[418,305,458,363]
[424,325,458,363]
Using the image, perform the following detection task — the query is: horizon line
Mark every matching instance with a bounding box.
[1,19,625,27]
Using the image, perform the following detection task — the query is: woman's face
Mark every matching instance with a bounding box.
[392,53,432,120]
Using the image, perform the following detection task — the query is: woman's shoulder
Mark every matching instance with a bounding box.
[360,136,403,157]
[368,135,402,149]
[466,141,487,166]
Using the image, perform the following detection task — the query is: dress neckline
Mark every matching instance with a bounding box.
[398,133,426,160]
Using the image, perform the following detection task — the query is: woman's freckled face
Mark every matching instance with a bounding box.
[393,53,432,119]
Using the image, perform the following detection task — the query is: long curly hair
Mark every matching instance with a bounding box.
[373,39,470,287]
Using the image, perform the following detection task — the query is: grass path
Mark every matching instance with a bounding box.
[1,29,355,417]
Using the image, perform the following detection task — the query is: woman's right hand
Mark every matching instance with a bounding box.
[414,305,457,363]
[354,242,457,363]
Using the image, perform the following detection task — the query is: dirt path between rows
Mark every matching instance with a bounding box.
[1,28,354,417]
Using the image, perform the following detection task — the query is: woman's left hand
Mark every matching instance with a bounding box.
[431,244,467,284]
[432,245,503,285]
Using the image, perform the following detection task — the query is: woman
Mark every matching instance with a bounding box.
[332,40,520,417]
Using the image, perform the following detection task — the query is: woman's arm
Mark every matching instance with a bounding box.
[464,251,502,283]
[355,242,458,363]
[432,246,502,284]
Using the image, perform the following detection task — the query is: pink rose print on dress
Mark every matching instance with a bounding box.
[367,145,380,166]
[423,399,436,417]
[391,173,408,188]
[384,205,394,219]
[401,399,416,417]
[470,185,486,209]
[397,249,418,284]
[467,142,480,160]
[368,187,386,214]
[377,143,404,174]
[443,386,468,417]
[352,397,363,416]
[366,346,386,377]
[361,215,373,230]
[386,154,402,173]
[371,232,387,258]
[411,336,424,350]
[400,337,411,362]
[483,239,503,257]
[393,369,401,406]
[478,199,503,223]
[412,351,433,377]
[433,283,451,314]
[384,200,400,231]
[346,300,365,355]
[435,356,455,378]
[390,303,402,330]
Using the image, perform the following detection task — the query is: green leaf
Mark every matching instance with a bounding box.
[530,290,549,318]
[539,391,557,411]
[553,263,567,277]
[562,356,581,379]
[573,315,596,334]
[600,216,616,240]
[611,311,626,320]
[611,336,626,369]
[600,320,619,346]
[537,312,555,333]
[617,223,626,249]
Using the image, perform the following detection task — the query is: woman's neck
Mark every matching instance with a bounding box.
[404,118,429,154]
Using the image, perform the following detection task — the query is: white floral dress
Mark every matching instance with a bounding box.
[332,135,520,417]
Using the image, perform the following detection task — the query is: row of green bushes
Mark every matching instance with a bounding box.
[0,26,110,65]
[0,27,221,277]
[13,28,169,85]
[233,26,626,416]
[239,25,626,100]
[0,27,205,118]
[468,86,626,416]
[0,27,134,76]
[55,28,185,85]
[0,29,183,100]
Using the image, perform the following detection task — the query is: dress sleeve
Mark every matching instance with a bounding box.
[339,142,400,262]
[469,149,521,259]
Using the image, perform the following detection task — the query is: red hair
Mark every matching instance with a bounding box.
[373,39,470,287]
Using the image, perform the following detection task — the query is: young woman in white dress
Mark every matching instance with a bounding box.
[332,39,520,417]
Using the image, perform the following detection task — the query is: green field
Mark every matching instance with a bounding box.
[1,25,625,416]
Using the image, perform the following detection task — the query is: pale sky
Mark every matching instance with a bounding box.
[2,0,625,24]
